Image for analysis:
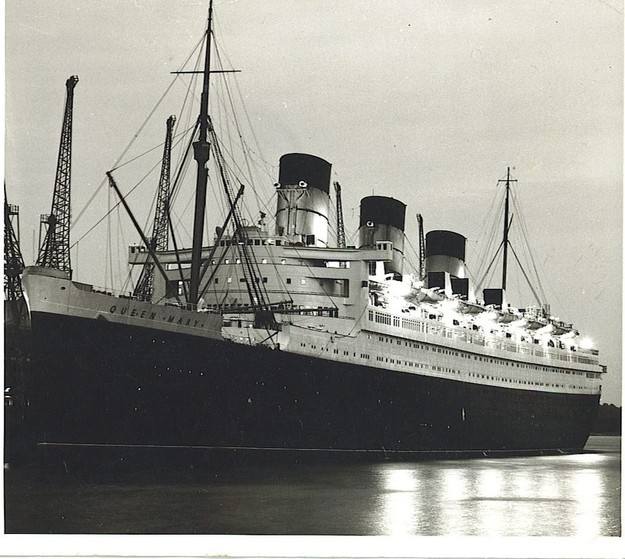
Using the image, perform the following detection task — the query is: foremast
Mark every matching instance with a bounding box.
[184,2,276,330]
[189,0,214,305]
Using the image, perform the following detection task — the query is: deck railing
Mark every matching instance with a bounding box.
[367,308,599,366]
[73,281,210,312]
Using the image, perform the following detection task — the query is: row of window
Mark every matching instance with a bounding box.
[464,372,585,390]
[297,339,590,391]
[218,238,283,247]
[207,276,307,286]
[299,343,369,361]
[372,334,587,377]
[208,257,288,265]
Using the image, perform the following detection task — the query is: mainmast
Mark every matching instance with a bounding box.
[499,167,516,290]
[189,0,214,305]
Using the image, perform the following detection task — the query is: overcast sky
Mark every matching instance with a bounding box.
[5,0,622,404]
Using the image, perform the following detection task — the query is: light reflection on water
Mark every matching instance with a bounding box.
[380,469,420,535]
[372,438,619,536]
[4,436,620,535]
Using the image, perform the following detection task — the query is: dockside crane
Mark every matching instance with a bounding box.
[417,213,425,280]
[333,181,346,248]
[4,190,24,301]
[37,75,79,274]
[133,115,176,301]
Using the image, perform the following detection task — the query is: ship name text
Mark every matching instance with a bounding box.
[108,304,208,329]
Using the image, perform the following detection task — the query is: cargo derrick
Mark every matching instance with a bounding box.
[334,181,346,248]
[37,75,79,273]
[207,124,275,327]
[4,192,24,301]
[134,115,176,301]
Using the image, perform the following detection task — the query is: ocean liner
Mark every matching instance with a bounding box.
[20,2,604,455]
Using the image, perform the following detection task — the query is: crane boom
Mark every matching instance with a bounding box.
[37,75,79,273]
[134,115,176,301]
[417,213,425,280]
[333,181,346,248]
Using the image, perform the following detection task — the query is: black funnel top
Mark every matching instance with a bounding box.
[278,153,332,194]
[359,196,406,230]
[426,230,466,261]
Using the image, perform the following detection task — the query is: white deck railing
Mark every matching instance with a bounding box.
[366,309,599,366]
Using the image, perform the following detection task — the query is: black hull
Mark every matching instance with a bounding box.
[26,311,600,454]
[4,302,33,463]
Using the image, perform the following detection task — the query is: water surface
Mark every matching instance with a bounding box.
[4,436,620,535]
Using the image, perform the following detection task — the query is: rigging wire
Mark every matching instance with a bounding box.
[110,126,195,173]
[509,243,543,306]
[172,36,204,173]
[106,186,113,290]
[71,31,202,254]
[510,189,549,303]
[209,53,278,233]
[208,126,281,242]
[476,241,504,292]
[403,233,422,278]
[469,172,553,311]
[171,189,196,244]
[114,203,123,289]
[472,182,502,247]
[463,261,478,285]
[71,34,205,231]
[513,209,538,304]
[212,29,276,183]
[169,121,201,225]
[70,130,193,250]
[123,119,198,289]
[213,37,270,218]
[473,191,505,283]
